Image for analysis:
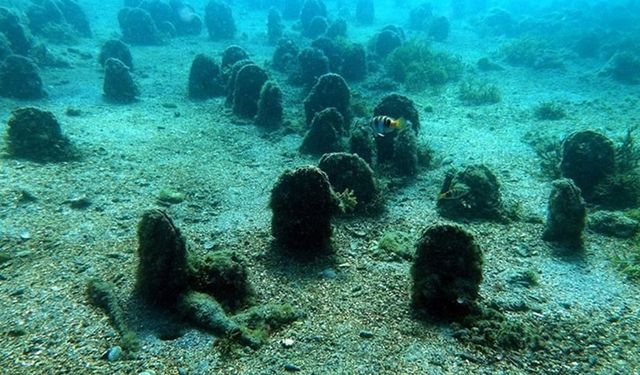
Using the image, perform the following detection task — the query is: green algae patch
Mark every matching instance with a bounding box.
[458,79,502,105]
[235,303,304,333]
[452,306,542,351]
[534,101,566,120]
[375,230,415,261]
[187,250,256,313]
[234,303,305,348]
[212,303,305,356]
[386,39,462,91]
[610,235,640,283]
[158,189,186,204]
[0,252,13,264]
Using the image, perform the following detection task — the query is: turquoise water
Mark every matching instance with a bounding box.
[1,0,639,374]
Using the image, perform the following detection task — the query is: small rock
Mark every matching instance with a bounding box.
[7,327,27,337]
[178,368,188,375]
[359,330,374,339]
[158,189,186,204]
[18,190,37,203]
[203,241,219,251]
[320,268,337,279]
[515,245,533,257]
[311,335,324,342]
[19,229,31,241]
[9,288,24,296]
[284,363,301,372]
[16,250,32,257]
[105,345,122,362]
[65,107,82,117]
[503,299,529,312]
[589,211,639,238]
[281,338,295,348]
[65,195,92,209]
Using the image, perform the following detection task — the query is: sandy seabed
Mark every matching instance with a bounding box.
[1,1,639,374]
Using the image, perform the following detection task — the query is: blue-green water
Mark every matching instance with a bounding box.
[1,0,639,374]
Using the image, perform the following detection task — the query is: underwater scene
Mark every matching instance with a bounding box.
[1,0,640,373]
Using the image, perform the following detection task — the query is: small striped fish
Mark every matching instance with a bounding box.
[369,115,406,137]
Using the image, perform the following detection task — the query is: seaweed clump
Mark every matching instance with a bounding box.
[501,37,546,67]
[591,128,640,209]
[611,237,640,283]
[534,101,566,120]
[375,230,414,261]
[458,79,501,105]
[452,306,540,351]
[386,39,462,91]
[217,303,306,352]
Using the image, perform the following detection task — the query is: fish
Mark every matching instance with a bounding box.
[369,115,407,137]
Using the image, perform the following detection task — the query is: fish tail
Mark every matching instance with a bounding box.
[396,117,407,130]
